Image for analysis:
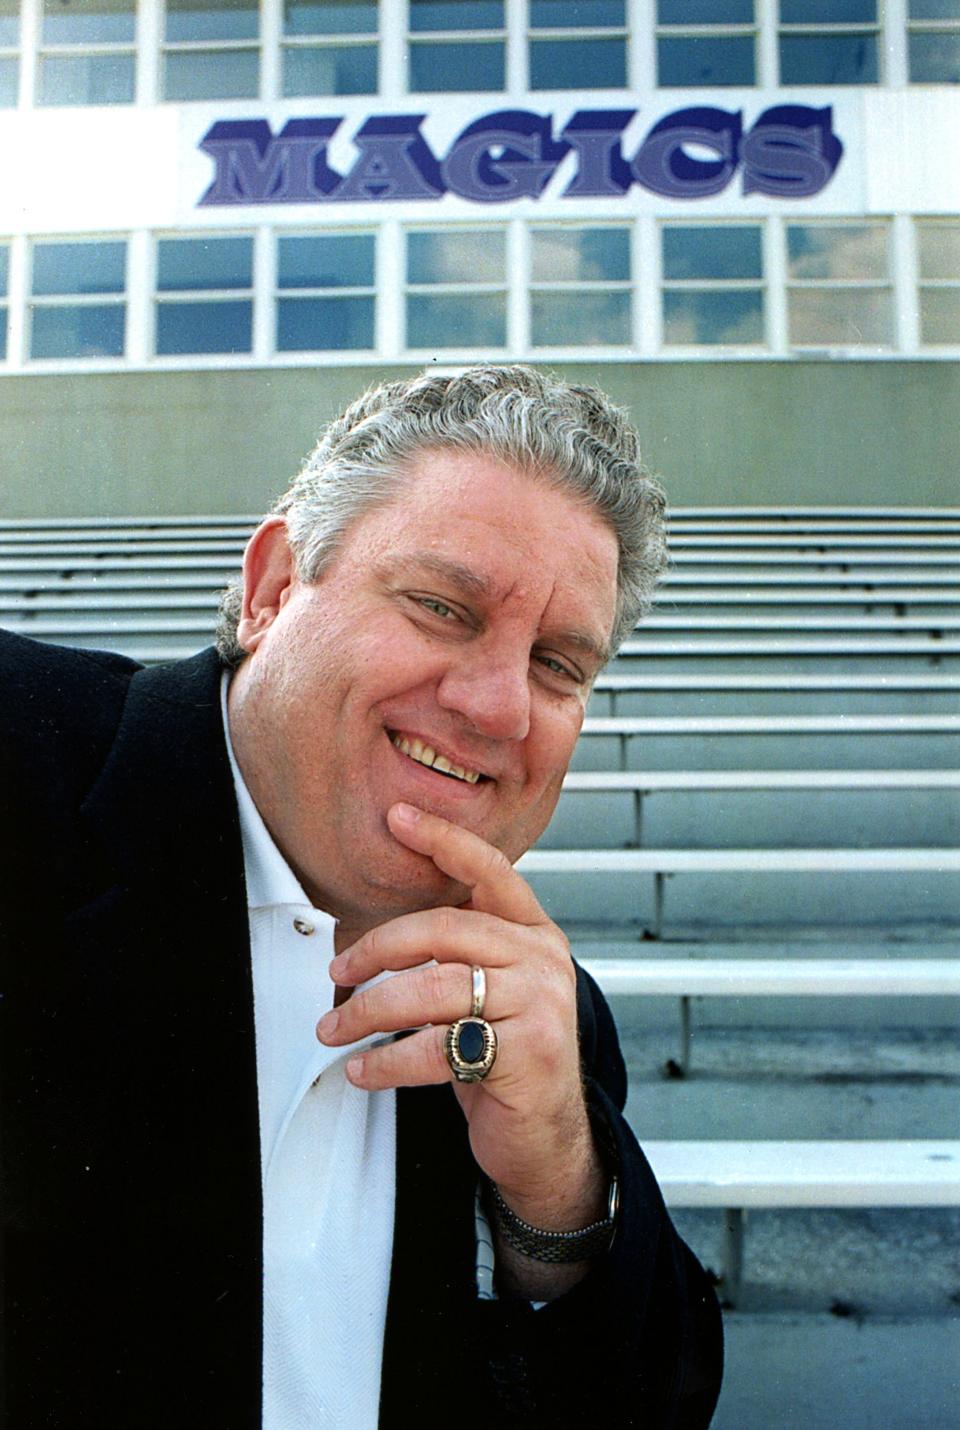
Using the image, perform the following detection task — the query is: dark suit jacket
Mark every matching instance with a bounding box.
[1,630,722,1428]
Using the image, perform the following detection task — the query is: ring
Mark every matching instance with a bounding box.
[470,965,486,1019]
[444,1018,498,1083]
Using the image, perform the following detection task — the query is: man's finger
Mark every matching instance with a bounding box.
[387,802,547,925]
[345,1025,464,1091]
[318,959,520,1046]
[331,906,530,987]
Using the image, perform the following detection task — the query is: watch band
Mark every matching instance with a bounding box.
[485,1176,620,1264]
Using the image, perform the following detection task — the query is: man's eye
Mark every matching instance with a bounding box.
[418,597,456,620]
[537,653,578,681]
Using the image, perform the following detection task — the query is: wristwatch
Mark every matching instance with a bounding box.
[485,1173,620,1264]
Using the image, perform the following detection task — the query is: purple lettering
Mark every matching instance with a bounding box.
[199,119,342,205]
[741,105,843,198]
[441,111,567,202]
[560,109,635,197]
[632,107,741,199]
[336,115,444,201]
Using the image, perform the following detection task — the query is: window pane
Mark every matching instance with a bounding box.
[658,0,752,20]
[157,237,253,291]
[277,295,374,349]
[531,228,630,281]
[0,245,7,296]
[910,0,960,15]
[530,37,625,87]
[278,233,374,288]
[663,226,762,280]
[919,288,960,343]
[787,225,886,280]
[0,308,6,358]
[284,43,377,94]
[663,289,763,344]
[408,230,505,283]
[0,57,17,107]
[658,35,754,85]
[409,39,503,88]
[31,304,125,358]
[532,290,630,345]
[788,288,891,345]
[164,49,259,99]
[918,225,960,278]
[781,0,875,20]
[33,241,126,295]
[156,300,252,354]
[165,0,259,41]
[530,0,624,26]
[409,0,502,31]
[0,0,18,46]
[43,0,135,44]
[406,292,505,347]
[285,0,377,34]
[779,34,877,83]
[909,32,960,81]
[40,54,135,104]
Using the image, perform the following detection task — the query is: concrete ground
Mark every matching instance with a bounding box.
[713,1315,960,1429]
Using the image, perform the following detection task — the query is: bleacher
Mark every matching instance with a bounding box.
[3,507,959,1307]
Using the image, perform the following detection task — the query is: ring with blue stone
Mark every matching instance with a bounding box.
[444,1016,498,1083]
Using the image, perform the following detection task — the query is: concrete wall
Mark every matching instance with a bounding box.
[1,360,957,517]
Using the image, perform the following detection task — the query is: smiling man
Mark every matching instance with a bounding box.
[2,366,722,1428]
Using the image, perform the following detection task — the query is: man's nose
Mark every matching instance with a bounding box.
[436,643,531,742]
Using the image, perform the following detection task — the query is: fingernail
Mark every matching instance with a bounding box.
[317,1010,339,1041]
[346,1056,364,1082]
[392,802,420,825]
[330,953,349,980]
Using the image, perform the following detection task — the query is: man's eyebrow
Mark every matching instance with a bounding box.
[552,628,611,672]
[378,552,493,601]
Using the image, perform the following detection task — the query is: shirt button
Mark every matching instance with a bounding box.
[293,917,315,936]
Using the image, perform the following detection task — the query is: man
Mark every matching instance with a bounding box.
[1,366,722,1427]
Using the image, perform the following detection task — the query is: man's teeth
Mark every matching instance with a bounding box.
[391,734,481,783]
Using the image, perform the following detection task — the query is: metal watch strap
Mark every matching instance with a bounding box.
[486,1176,620,1264]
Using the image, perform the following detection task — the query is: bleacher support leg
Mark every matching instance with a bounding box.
[722,1208,745,1307]
[679,995,692,1074]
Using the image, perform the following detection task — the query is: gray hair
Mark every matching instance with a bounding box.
[216,364,666,667]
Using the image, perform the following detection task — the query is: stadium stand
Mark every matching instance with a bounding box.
[2,507,958,1305]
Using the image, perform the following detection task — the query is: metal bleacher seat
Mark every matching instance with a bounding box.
[3,506,959,1303]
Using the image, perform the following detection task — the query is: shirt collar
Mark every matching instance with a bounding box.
[220,670,314,911]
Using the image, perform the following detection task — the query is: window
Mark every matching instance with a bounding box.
[656,0,755,87]
[0,241,8,357]
[29,239,127,359]
[276,232,375,350]
[0,0,18,107]
[38,0,136,106]
[661,225,764,346]
[917,220,960,345]
[283,0,378,97]
[155,235,253,354]
[909,0,960,82]
[530,226,631,347]
[529,0,627,90]
[786,222,892,347]
[163,0,260,100]
[779,0,879,85]
[408,0,504,93]
[405,228,506,349]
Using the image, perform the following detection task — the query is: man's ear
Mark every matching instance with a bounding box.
[236,517,296,655]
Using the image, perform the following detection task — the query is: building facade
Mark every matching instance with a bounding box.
[1,0,958,514]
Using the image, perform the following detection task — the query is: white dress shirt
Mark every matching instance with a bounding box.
[222,676,397,1429]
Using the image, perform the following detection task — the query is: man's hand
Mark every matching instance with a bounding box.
[316,801,608,1291]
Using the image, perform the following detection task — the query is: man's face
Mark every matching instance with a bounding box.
[228,449,618,931]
